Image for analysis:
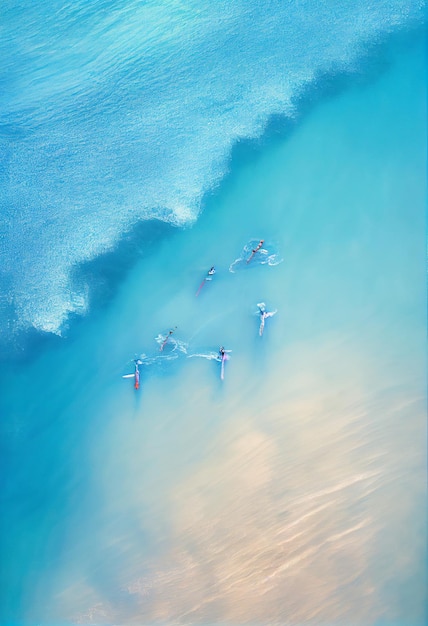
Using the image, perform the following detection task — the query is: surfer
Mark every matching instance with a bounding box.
[219,346,231,380]
[122,359,142,389]
[133,360,141,389]
[160,327,177,351]
[257,303,277,336]
[247,239,264,264]
[196,266,216,296]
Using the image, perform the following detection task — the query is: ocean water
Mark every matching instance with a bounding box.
[0,0,425,342]
[0,2,426,625]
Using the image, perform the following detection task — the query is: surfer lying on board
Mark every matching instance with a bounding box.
[257,303,277,336]
[196,266,215,296]
[122,359,142,389]
[160,327,177,351]
[247,239,264,264]
[219,346,231,380]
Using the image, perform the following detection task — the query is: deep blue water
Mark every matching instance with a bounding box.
[0,2,426,625]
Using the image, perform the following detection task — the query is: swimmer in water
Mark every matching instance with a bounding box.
[219,346,231,380]
[196,266,216,296]
[257,302,277,336]
[160,327,177,351]
[122,359,142,389]
[247,239,265,264]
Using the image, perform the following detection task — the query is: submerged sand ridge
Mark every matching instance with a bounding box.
[114,337,424,624]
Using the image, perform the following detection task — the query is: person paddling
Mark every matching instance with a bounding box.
[160,327,177,351]
[122,359,142,389]
[133,360,141,389]
[257,303,277,336]
[196,266,216,296]
[219,346,231,380]
[247,239,264,264]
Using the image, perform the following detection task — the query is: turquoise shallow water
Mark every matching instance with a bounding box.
[0,22,426,626]
[0,0,425,341]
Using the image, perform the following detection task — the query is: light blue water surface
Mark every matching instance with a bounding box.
[0,4,426,626]
[0,0,424,339]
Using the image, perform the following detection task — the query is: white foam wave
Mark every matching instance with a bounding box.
[1,0,424,334]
